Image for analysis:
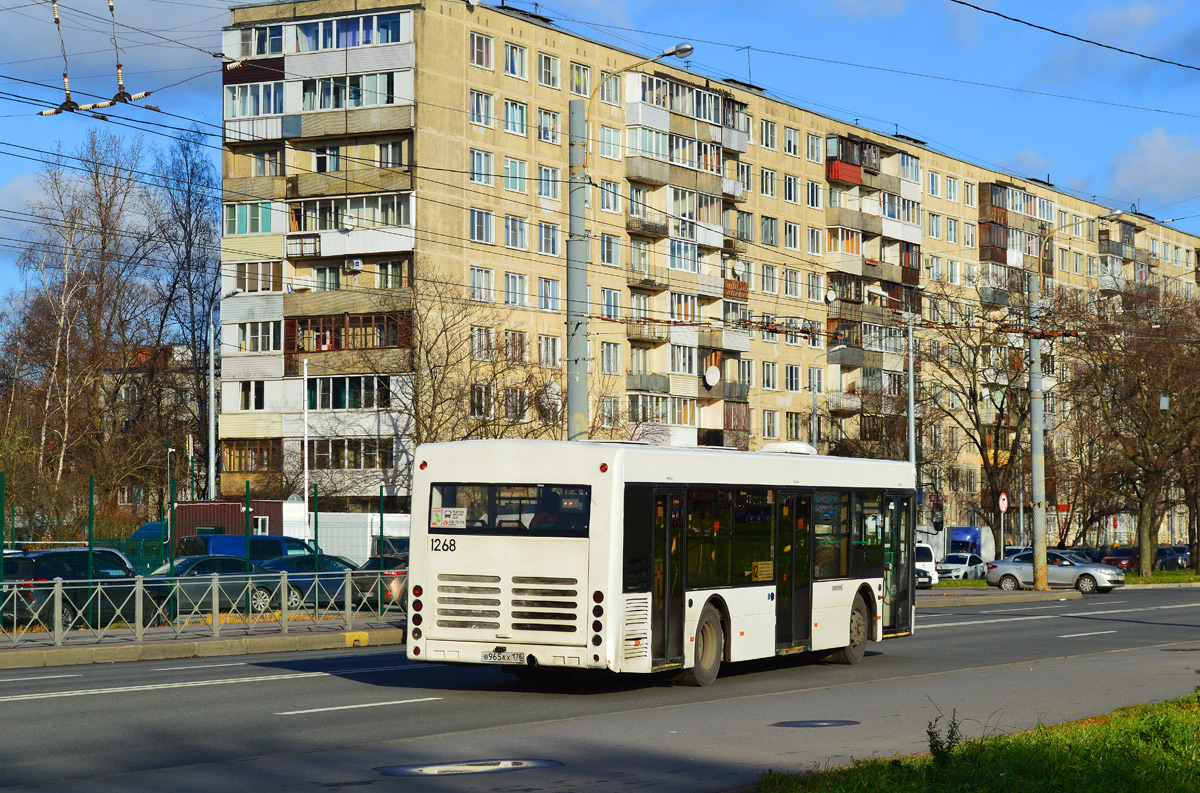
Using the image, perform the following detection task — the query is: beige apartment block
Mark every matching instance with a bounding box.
[218,0,1200,523]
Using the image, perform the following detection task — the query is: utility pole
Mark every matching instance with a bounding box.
[208,318,216,500]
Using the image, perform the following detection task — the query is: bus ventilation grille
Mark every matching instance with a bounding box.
[622,595,650,660]
[433,574,581,635]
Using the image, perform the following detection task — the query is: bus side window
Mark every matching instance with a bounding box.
[622,485,654,592]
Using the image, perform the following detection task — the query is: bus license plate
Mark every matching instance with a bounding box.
[482,651,525,664]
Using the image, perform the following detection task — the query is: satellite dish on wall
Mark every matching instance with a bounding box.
[342,213,357,231]
[731,261,745,280]
[825,288,837,303]
[704,365,721,387]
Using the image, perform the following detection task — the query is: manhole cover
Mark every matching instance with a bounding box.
[772,720,859,728]
[377,759,563,776]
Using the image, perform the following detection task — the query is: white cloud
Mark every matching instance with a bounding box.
[1029,2,1176,87]
[996,148,1058,180]
[1107,127,1200,209]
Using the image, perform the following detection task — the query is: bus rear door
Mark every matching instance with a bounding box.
[651,489,686,668]
[775,491,812,650]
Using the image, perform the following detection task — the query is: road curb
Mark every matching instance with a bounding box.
[917,590,1082,608]
[0,627,406,670]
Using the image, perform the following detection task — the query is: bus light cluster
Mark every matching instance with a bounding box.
[591,591,604,660]
[410,584,424,652]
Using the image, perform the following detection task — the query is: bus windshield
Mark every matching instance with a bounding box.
[430,483,591,537]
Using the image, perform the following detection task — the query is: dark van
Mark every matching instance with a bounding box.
[176,535,316,562]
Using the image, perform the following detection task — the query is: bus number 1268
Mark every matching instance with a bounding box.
[431,538,457,552]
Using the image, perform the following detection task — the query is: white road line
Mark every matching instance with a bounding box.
[978,604,1072,613]
[152,662,249,672]
[0,674,82,684]
[1058,630,1117,638]
[922,601,1200,630]
[0,663,424,703]
[276,696,441,716]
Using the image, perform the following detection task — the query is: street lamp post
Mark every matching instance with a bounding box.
[566,42,693,441]
[1029,209,1122,590]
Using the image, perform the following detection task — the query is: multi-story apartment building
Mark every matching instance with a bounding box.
[218,1,1200,526]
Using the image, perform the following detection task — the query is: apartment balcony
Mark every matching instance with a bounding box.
[825,252,864,277]
[900,265,920,286]
[978,286,1010,307]
[1099,239,1150,265]
[626,211,669,238]
[826,206,882,237]
[626,264,669,291]
[721,126,748,153]
[698,378,750,402]
[827,344,864,369]
[625,155,670,185]
[1099,272,1124,295]
[285,227,415,259]
[224,175,287,202]
[721,176,746,202]
[696,222,724,249]
[626,321,671,344]
[722,229,747,256]
[292,168,411,199]
[626,373,670,394]
[826,159,862,186]
[827,300,863,322]
[285,104,415,141]
[283,287,412,317]
[978,204,1008,225]
[826,391,862,415]
[696,273,725,300]
[697,327,750,353]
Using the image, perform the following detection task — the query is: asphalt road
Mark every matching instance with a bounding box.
[3,588,1199,792]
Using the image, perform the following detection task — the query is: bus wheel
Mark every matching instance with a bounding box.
[679,604,723,686]
[829,596,868,665]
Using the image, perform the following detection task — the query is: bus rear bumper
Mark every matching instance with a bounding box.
[413,639,604,670]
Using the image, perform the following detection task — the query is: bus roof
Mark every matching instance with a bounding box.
[414,439,915,491]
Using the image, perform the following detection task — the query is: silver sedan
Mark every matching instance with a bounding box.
[985,550,1125,594]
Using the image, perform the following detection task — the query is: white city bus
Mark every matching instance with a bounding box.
[407,440,916,685]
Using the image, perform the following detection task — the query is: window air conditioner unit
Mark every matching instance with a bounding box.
[345,259,364,272]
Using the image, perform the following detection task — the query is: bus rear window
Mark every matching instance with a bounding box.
[430,484,591,537]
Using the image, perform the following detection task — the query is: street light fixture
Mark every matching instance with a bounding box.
[1028,208,1123,590]
[565,42,693,441]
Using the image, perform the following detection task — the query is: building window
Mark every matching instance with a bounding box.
[539,223,560,256]
[900,153,921,183]
[314,266,340,291]
[222,439,281,473]
[537,165,560,199]
[806,181,821,209]
[808,367,823,393]
[470,266,494,302]
[601,341,621,375]
[600,234,620,267]
[783,174,799,204]
[504,100,528,136]
[965,223,976,248]
[469,149,493,185]
[539,335,561,368]
[670,292,697,322]
[469,32,492,68]
[599,396,620,428]
[503,157,527,193]
[236,321,282,353]
[760,119,777,150]
[469,90,493,126]
[470,384,492,418]
[601,288,620,320]
[762,410,778,439]
[598,71,620,104]
[300,73,399,111]
[784,221,800,250]
[928,213,942,239]
[670,344,696,375]
[537,109,560,144]
[761,264,778,294]
[600,180,621,212]
[928,171,940,197]
[760,168,776,198]
[504,215,527,249]
[600,126,622,160]
[239,380,265,411]
[784,127,800,156]
[235,261,282,293]
[470,327,492,361]
[538,53,559,88]
[570,62,590,96]
[378,141,406,168]
[504,330,528,362]
[504,272,527,306]
[251,150,279,176]
[224,81,284,119]
[470,208,493,244]
[738,162,753,193]
[946,218,958,244]
[503,387,529,422]
[504,42,526,79]
[761,217,778,246]
[762,362,777,390]
[808,227,823,255]
[946,177,958,202]
[539,277,560,311]
[224,202,273,235]
[306,376,391,410]
[964,181,976,207]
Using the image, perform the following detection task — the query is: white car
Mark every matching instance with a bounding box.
[915,542,939,586]
[936,553,986,580]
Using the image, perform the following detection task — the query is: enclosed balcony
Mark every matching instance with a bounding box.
[626,321,670,344]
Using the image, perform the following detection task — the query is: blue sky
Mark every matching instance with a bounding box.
[3,0,1200,295]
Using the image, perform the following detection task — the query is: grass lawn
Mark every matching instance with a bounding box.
[758,690,1200,793]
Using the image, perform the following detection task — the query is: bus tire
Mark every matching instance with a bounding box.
[679,604,723,686]
[829,596,868,665]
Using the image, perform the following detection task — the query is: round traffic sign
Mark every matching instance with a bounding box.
[999,493,1008,513]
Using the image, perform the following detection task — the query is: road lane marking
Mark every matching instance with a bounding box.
[979,605,1072,613]
[0,663,429,703]
[0,674,82,683]
[922,601,1200,630]
[1059,630,1117,638]
[152,662,249,672]
[276,696,441,715]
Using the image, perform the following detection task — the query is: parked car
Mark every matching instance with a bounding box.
[915,542,939,586]
[352,555,407,607]
[935,553,986,580]
[177,535,317,562]
[1102,547,1140,571]
[145,555,280,613]
[914,567,933,590]
[1173,545,1191,567]
[260,554,357,609]
[1,548,160,627]
[986,550,1125,593]
[1155,547,1187,571]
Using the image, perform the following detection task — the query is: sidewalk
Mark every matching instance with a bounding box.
[0,624,406,670]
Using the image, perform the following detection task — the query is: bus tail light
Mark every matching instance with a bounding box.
[592,620,602,633]
[592,591,604,604]
[411,627,422,640]
[412,585,423,598]
[419,461,427,470]
[412,599,422,612]
[411,613,422,626]
[599,463,608,473]
[592,604,603,618]
[412,646,420,656]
